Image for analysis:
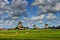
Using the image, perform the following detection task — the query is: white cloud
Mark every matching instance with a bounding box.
[4,20,15,25]
[0,20,4,24]
[0,11,3,14]
[31,14,45,21]
[12,17,19,20]
[0,20,15,26]
[38,21,43,24]
[46,13,57,20]
[8,0,28,17]
[0,0,28,20]
[31,0,60,20]
[4,0,10,4]
[32,0,60,14]
[55,3,60,11]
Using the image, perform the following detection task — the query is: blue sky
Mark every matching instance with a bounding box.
[0,0,60,28]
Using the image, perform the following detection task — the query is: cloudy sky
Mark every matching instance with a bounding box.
[0,0,60,28]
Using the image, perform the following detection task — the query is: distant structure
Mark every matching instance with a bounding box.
[17,22,24,30]
[15,22,23,30]
[15,22,29,30]
[33,24,39,30]
[45,24,48,29]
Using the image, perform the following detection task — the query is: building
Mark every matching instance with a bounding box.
[15,22,23,30]
[16,22,23,30]
[33,24,39,30]
[15,22,29,30]
[45,24,48,29]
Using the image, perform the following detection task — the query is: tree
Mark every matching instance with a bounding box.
[48,26,55,29]
[58,25,60,29]
[26,27,29,29]
[15,27,19,30]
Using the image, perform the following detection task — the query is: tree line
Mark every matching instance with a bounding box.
[48,25,60,29]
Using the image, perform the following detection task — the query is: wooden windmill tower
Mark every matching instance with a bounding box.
[45,24,48,29]
[17,22,23,30]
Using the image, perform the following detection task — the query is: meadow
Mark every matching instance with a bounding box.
[0,29,60,40]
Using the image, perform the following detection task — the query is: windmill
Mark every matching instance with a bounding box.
[15,21,23,30]
[45,24,48,29]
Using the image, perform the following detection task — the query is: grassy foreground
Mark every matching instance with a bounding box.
[0,29,60,40]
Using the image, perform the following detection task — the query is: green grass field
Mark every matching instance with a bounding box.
[0,29,60,40]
